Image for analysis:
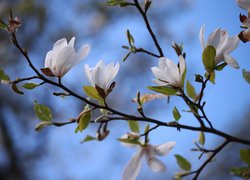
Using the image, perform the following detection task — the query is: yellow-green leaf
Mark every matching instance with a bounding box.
[186,80,196,99]
[174,154,191,171]
[35,121,53,131]
[202,46,216,72]
[148,86,177,96]
[173,106,181,121]
[80,135,96,144]
[230,167,250,179]
[0,69,10,81]
[75,109,91,133]
[34,101,52,122]
[128,120,140,133]
[243,69,250,84]
[240,149,250,166]
[117,138,141,145]
[22,83,38,90]
[198,131,205,146]
[144,124,150,133]
[83,86,103,101]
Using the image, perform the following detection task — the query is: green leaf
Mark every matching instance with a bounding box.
[198,131,205,146]
[106,0,131,7]
[215,62,227,71]
[243,69,250,84]
[205,71,216,84]
[75,109,92,133]
[0,20,7,30]
[174,154,191,171]
[0,69,10,81]
[34,101,53,122]
[35,121,53,131]
[144,124,150,133]
[83,86,103,101]
[126,29,135,47]
[230,167,250,179]
[172,106,181,121]
[240,149,250,166]
[202,46,216,72]
[128,120,140,133]
[186,80,196,99]
[117,138,141,146]
[148,86,177,96]
[22,83,38,90]
[80,135,96,144]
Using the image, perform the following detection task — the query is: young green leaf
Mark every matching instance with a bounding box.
[243,69,250,84]
[128,120,140,133]
[202,45,216,72]
[80,135,96,144]
[172,106,181,121]
[186,80,196,99]
[148,86,177,96]
[230,167,250,179]
[35,121,53,131]
[22,83,38,90]
[215,62,227,71]
[106,0,132,7]
[75,109,92,133]
[0,69,10,81]
[83,86,103,101]
[34,101,53,122]
[198,131,205,146]
[144,124,150,134]
[174,154,191,171]
[240,149,250,166]
[126,29,135,47]
[0,19,7,30]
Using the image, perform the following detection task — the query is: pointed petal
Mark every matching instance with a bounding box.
[159,57,167,69]
[179,55,186,77]
[104,63,120,92]
[223,54,240,69]
[199,24,206,49]
[154,141,176,156]
[93,61,106,89]
[151,67,167,82]
[147,157,166,172]
[84,64,95,87]
[76,44,91,63]
[152,79,168,86]
[68,37,75,47]
[44,50,53,67]
[123,148,144,180]
[53,38,67,51]
[224,36,239,53]
[208,28,221,49]
[165,58,180,86]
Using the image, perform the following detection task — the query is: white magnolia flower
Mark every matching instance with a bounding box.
[122,140,176,180]
[84,60,120,94]
[44,37,90,77]
[199,25,240,69]
[236,0,250,9]
[151,55,186,88]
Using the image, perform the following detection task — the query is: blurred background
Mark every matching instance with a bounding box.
[0,0,249,179]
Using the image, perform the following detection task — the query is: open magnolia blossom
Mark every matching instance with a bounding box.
[84,60,120,94]
[44,37,91,77]
[199,25,240,69]
[151,55,186,88]
[236,0,250,9]
[121,138,176,180]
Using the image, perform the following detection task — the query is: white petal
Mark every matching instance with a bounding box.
[93,61,106,89]
[84,64,95,87]
[151,67,167,82]
[223,54,240,69]
[104,62,120,91]
[154,141,176,156]
[68,37,75,47]
[237,0,250,9]
[199,24,206,49]
[223,36,239,53]
[54,47,75,77]
[179,55,186,78]
[207,28,221,49]
[44,50,53,67]
[152,79,168,86]
[165,58,180,86]
[122,148,144,180]
[147,157,166,172]
[158,57,167,69]
[53,38,67,51]
[76,44,91,63]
